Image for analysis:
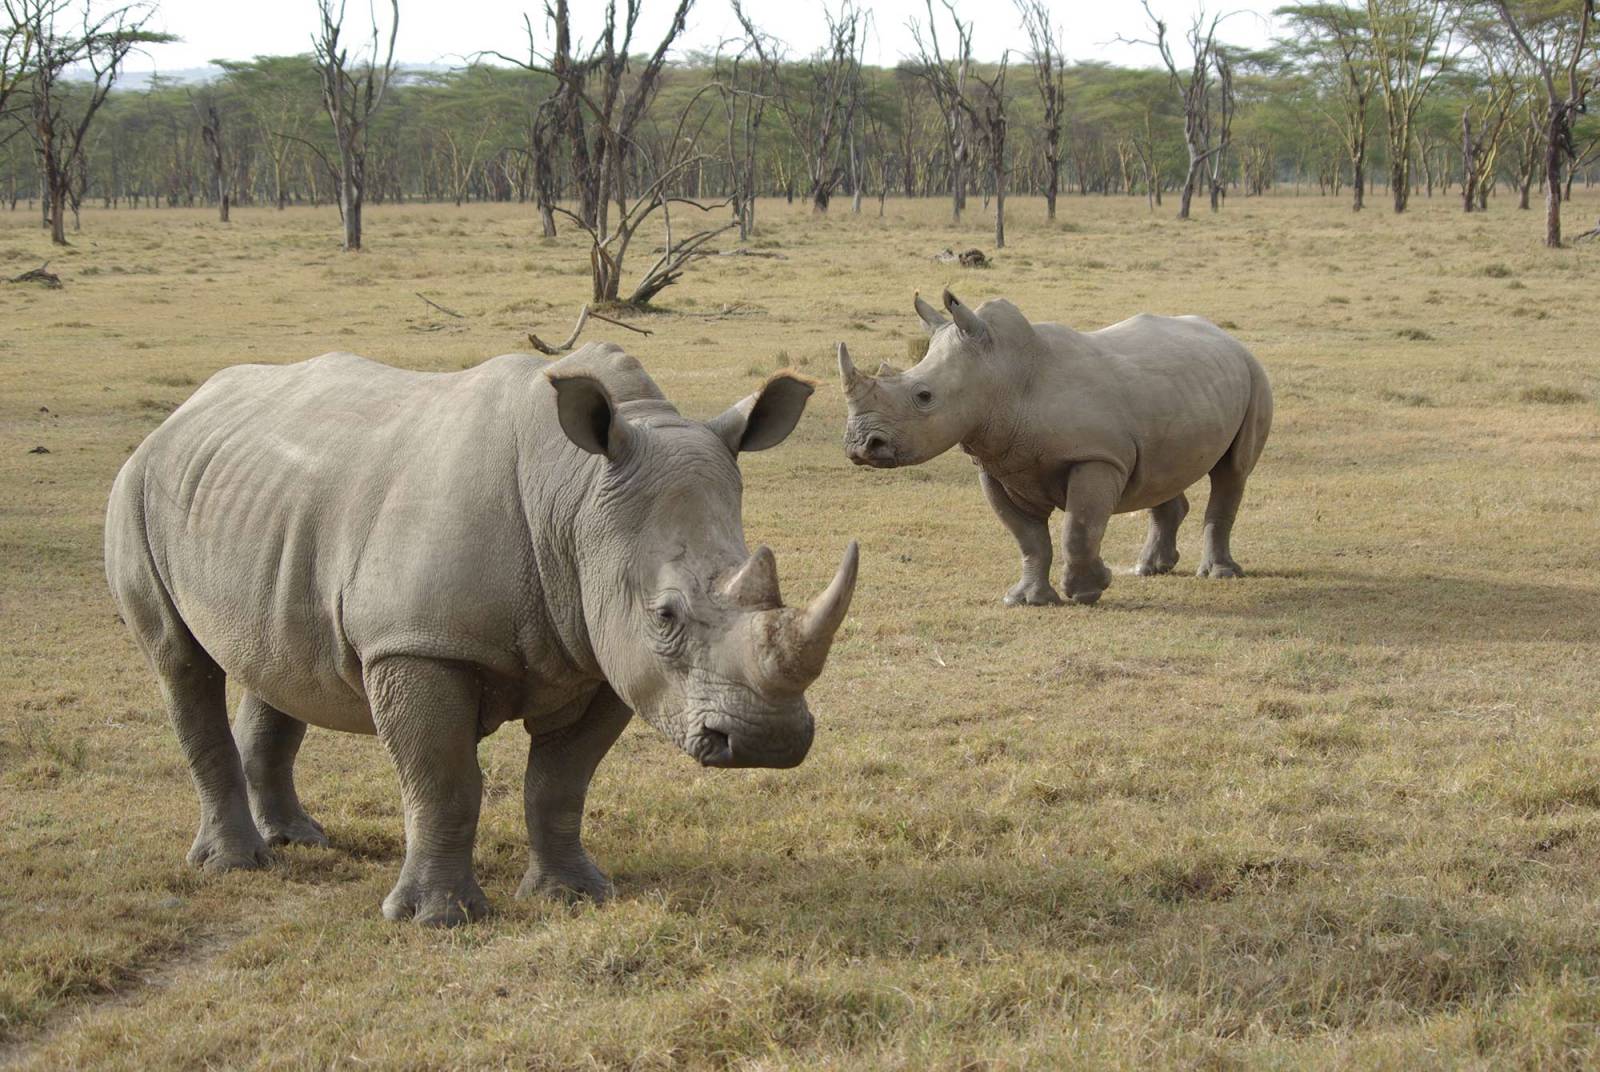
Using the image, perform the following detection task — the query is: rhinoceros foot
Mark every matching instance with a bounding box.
[517,856,614,904]
[382,874,489,927]
[187,821,273,873]
[1003,578,1063,607]
[258,812,329,849]
[1132,550,1180,576]
[1196,559,1245,579]
[1065,560,1113,605]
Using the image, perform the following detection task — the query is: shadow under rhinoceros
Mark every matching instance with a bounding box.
[1161,567,1600,647]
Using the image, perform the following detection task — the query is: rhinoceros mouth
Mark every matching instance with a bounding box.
[687,707,814,769]
[691,728,734,767]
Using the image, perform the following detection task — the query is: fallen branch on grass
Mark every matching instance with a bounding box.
[9,262,62,288]
[415,292,464,318]
[527,304,654,356]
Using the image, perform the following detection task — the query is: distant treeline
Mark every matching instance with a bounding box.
[2,1,1597,241]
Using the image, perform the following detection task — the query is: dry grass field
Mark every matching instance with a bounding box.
[2,189,1599,1069]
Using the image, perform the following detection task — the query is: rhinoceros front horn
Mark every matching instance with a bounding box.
[793,540,859,679]
[837,342,869,400]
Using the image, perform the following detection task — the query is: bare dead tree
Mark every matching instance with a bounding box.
[726,4,781,237]
[191,92,229,222]
[1015,0,1066,222]
[312,0,399,252]
[970,54,1009,246]
[548,84,736,309]
[489,0,693,235]
[1493,0,1596,246]
[743,1,865,213]
[908,0,973,223]
[1206,46,1236,211]
[21,0,169,245]
[1121,2,1233,220]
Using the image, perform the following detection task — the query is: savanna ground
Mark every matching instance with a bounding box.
[2,188,1599,1070]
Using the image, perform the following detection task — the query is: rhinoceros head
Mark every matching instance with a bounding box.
[548,370,858,769]
[838,289,1027,468]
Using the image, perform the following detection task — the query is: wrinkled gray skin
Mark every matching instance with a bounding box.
[840,291,1270,606]
[105,343,859,925]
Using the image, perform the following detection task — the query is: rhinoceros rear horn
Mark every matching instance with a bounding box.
[943,289,988,341]
[724,545,783,609]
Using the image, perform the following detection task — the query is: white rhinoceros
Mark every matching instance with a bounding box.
[105,343,858,925]
[838,290,1270,606]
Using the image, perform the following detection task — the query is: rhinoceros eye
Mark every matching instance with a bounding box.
[649,593,688,653]
[913,387,934,410]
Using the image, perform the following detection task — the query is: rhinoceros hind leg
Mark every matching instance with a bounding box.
[1134,494,1189,576]
[368,656,488,926]
[518,687,632,904]
[237,694,328,848]
[160,654,272,872]
[1197,468,1248,579]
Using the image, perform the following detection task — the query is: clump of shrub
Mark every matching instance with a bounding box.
[1519,385,1588,405]
[1396,327,1433,341]
[1479,262,1514,278]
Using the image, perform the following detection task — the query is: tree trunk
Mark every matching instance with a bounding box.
[1178,153,1203,220]
[341,159,362,251]
[1543,107,1564,248]
[994,163,1005,249]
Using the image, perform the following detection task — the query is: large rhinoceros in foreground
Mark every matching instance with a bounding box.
[106,344,858,925]
[839,291,1270,606]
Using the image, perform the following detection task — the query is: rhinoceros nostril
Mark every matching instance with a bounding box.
[697,729,733,767]
[864,434,886,453]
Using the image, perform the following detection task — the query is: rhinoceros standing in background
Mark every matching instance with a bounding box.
[106,343,858,925]
[838,291,1270,606]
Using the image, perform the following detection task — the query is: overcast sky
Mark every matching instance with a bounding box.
[121,0,1286,75]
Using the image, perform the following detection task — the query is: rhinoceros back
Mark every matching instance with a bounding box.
[105,345,651,733]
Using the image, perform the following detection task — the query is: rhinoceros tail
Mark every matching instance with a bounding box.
[105,451,213,677]
[1218,352,1273,481]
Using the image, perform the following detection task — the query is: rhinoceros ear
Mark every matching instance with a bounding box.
[914,291,949,334]
[707,372,815,454]
[943,289,989,342]
[548,373,633,459]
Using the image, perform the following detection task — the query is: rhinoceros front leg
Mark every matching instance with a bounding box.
[1062,461,1123,605]
[366,656,488,927]
[1134,494,1189,576]
[979,471,1062,606]
[237,693,328,848]
[518,686,633,903]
